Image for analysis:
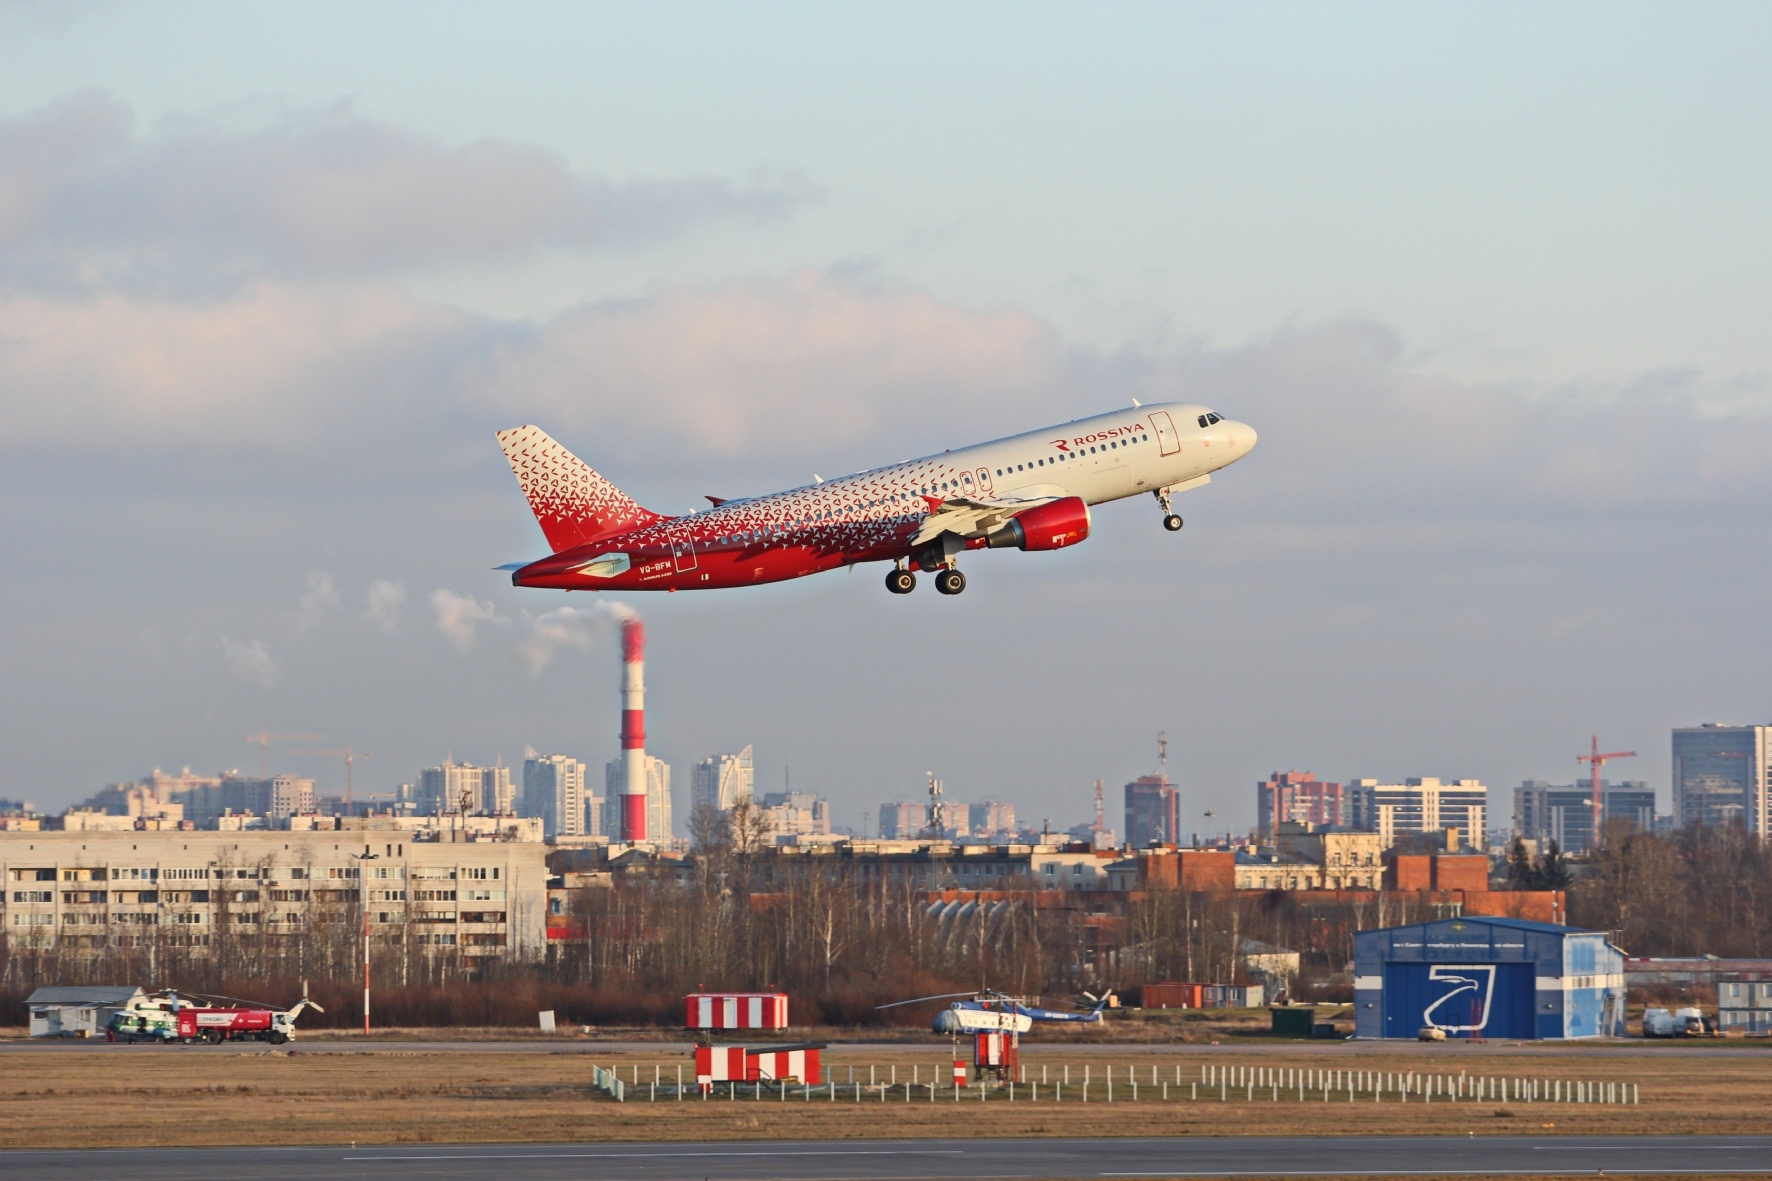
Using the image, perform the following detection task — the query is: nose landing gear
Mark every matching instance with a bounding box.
[1155,488,1183,532]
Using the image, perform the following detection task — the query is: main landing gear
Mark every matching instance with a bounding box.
[886,563,967,595]
[1155,488,1184,532]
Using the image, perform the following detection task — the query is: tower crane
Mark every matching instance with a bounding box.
[245,731,318,778]
[1578,736,1635,848]
[302,747,372,811]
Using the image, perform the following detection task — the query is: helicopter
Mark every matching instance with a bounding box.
[877,988,1115,1035]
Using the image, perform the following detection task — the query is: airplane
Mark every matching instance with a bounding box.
[878,989,1115,1035]
[497,402,1256,596]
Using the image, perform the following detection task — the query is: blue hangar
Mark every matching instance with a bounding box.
[1354,917,1625,1040]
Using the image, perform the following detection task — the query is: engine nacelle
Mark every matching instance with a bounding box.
[985,496,1091,551]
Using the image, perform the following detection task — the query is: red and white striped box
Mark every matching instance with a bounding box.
[749,1047,818,1084]
[693,1044,747,1089]
[684,992,789,1030]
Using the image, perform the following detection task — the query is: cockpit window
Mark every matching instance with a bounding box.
[1206,413,1222,425]
[1197,415,1208,428]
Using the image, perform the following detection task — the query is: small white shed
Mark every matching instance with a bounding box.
[26,986,144,1037]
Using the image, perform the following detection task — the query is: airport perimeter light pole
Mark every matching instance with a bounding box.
[351,851,379,1035]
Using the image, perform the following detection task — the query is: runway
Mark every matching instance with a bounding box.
[7,1135,1771,1179]
[1,1037,1766,1058]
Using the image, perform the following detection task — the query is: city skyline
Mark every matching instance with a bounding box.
[2,5,1768,835]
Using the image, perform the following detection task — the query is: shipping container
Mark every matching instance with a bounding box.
[684,992,789,1031]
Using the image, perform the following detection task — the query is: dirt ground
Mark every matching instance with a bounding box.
[0,1042,1766,1149]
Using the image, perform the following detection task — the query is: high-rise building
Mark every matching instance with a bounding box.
[878,801,927,839]
[968,801,1016,840]
[759,791,831,838]
[1125,775,1178,848]
[691,746,754,815]
[484,762,515,815]
[605,755,672,842]
[1673,724,1771,836]
[1345,778,1487,846]
[1256,772,1346,840]
[1514,780,1656,853]
[418,761,508,816]
[523,753,586,840]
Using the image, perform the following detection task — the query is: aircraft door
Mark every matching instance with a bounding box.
[1150,410,1182,456]
[959,470,976,498]
[671,536,698,574]
[974,467,994,496]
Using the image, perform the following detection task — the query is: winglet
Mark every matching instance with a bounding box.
[705,496,728,506]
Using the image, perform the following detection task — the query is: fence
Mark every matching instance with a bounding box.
[578,1060,1641,1105]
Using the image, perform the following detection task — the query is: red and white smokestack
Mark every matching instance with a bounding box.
[619,618,648,843]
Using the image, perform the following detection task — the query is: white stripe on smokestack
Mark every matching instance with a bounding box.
[620,618,647,843]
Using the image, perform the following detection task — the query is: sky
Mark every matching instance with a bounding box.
[2,1,1769,834]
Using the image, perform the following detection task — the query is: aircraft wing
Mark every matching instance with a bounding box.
[912,495,1059,547]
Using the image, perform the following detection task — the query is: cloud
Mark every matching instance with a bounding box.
[364,578,406,630]
[220,637,279,690]
[0,281,472,449]
[0,91,801,292]
[474,270,1070,456]
[429,588,506,652]
[515,601,635,676]
[297,570,339,627]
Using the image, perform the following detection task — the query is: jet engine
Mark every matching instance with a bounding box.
[984,496,1091,551]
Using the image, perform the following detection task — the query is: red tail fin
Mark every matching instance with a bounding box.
[496,425,665,552]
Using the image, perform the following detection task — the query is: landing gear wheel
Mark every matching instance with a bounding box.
[935,569,967,595]
[885,568,916,595]
[1163,514,1184,531]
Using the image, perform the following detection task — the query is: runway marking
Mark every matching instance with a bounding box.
[345,1149,969,1161]
[1531,1143,1768,1149]
[1098,1163,1772,1170]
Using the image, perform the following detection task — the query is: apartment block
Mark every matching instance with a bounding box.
[522,753,586,840]
[1346,778,1488,846]
[1256,772,1346,840]
[691,747,754,814]
[1,830,547,962]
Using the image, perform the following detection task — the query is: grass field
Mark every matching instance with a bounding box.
[1,1042,1767,1149]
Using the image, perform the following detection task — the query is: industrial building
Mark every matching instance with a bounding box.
[1354,916,1624,1039]
[25,985,144,1037]
[1717,972,1772,1036]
